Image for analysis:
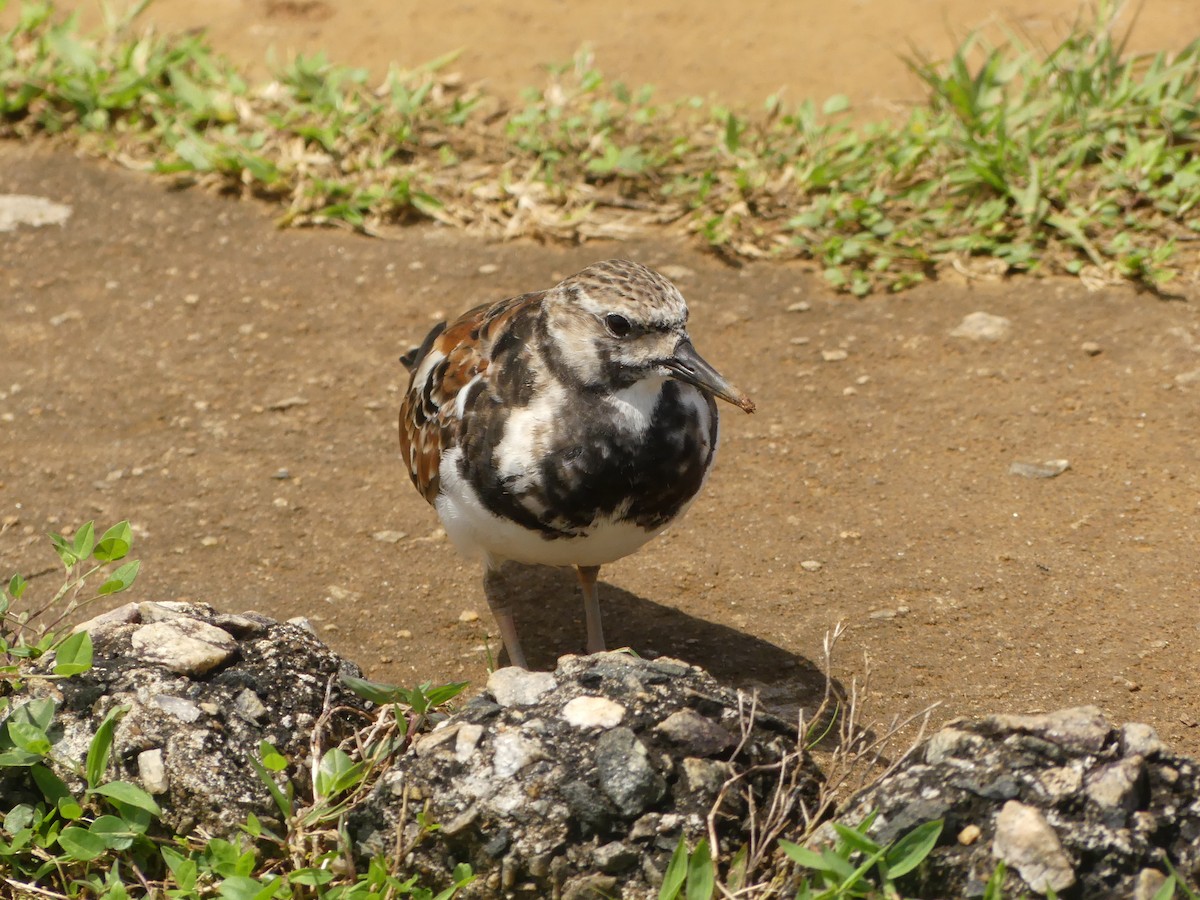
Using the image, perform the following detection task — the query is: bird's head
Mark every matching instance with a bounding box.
[544,259,756,412]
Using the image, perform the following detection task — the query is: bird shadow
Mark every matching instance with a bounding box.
[491,564,839,724]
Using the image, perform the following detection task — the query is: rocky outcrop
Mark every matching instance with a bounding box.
[349,652,821,897]
[5,603,1200,898]
[834,706,1200,897]
[15,601,367,835]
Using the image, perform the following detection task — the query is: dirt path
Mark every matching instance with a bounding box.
[2,1,1199,752]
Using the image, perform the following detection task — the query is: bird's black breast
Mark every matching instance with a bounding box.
[540,381,717,532]
[458,368,718,538]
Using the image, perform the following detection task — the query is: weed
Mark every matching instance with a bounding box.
[0,525,474,899]
[1,2,1197,294]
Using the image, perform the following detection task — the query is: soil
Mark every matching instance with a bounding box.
[2,2,1199,755]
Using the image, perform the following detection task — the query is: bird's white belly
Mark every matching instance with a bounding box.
[436,446,683,568]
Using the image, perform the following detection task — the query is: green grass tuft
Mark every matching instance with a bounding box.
[2,0,1197,293]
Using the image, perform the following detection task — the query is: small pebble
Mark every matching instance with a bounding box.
[957,824,982,846]
[800,560,823,572]
[1009,459,1070,479]
[786,301,811,312]
[372,530,408,544]
[478,263,499,275]
[1081,341,1103,356]
[458,610,480,623]
[821,349,848,362]
[950,311,1012,342]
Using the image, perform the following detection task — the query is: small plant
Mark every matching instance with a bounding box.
[780,815,943,898]
[2,1,1198,294]
[0,523,475,898]
[2,520,139,689]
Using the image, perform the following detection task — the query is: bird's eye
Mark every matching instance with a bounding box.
[605,314,632,338]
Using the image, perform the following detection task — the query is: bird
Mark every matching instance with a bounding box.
[397,259,755,669]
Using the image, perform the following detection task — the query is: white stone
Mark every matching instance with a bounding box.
[0,194,72,232]
[152,694,202,723]
[487,667,557,707]
[562,695,626,729]
[950,311,1012,341]
[131,620,237,675]
[455,723,485,762]
[492,731,543,778]
[137,749,169,794]
[992,800,1076,895]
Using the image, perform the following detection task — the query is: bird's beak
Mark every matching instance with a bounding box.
[664,340,756,413]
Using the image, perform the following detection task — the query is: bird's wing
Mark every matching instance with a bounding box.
[398,293,538,504]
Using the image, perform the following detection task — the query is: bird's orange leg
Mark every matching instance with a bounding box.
[484,565,529,669]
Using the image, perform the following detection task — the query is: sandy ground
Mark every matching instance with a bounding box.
[2,1,1199,752]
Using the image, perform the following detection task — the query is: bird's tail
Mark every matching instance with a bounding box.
[399,321,447,372]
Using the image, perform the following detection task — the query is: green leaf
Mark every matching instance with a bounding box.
[93,521,133,562]
[778,838,826,870]
[685,838,714,900]
[1150,874,1177,900]
[86,705,128,789]
[30,765,84,818]
[72,521,96,560]
[53,630,93,676]
[822,94,851,115]
[658,837,688,900]
[162,845,199,891]
[288,868,335,887]
[58,825,108,861]
[50,531,79,567]
[6,572,27,600]
[258,740,288,772]
[316,746,365,797]
[4,803,36,834]
[89,814,135,850]
[250,752,293,819]
[833,821,884,857]
[885,818,943,877]
[98,559,140,595]
[340,673,405,705]
[218,875,280,900]
[7,720,51,756]
[93,780,162,816]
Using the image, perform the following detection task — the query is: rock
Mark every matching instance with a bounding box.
[1081,340,1103,356]
[15,601,367,837]
[655,708,734,756]
[487,667,557,707]
[130,619,238,675]
[1133,868,1170,900]
[492,731,544,778]
[594,841,639,874]
[950,311,1012,341]
[371,530,407,543]
[0,194,72,231]
[1009,459,1070,479]
[993,801,1076,895]
[137,748,169,794]
[595,727,667,818]
[836,705,1200,897]
[348,652,817,897]
[821,349,848,361]
[1122,722,1167,757]
[153,694,203,723]
[1085,756,1144,821]
[563,695,626,729]
[800,560,823,572]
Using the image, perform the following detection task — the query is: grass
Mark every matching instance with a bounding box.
[1,1,1197,295]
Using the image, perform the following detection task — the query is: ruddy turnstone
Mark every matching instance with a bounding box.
[398,259,754,668]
